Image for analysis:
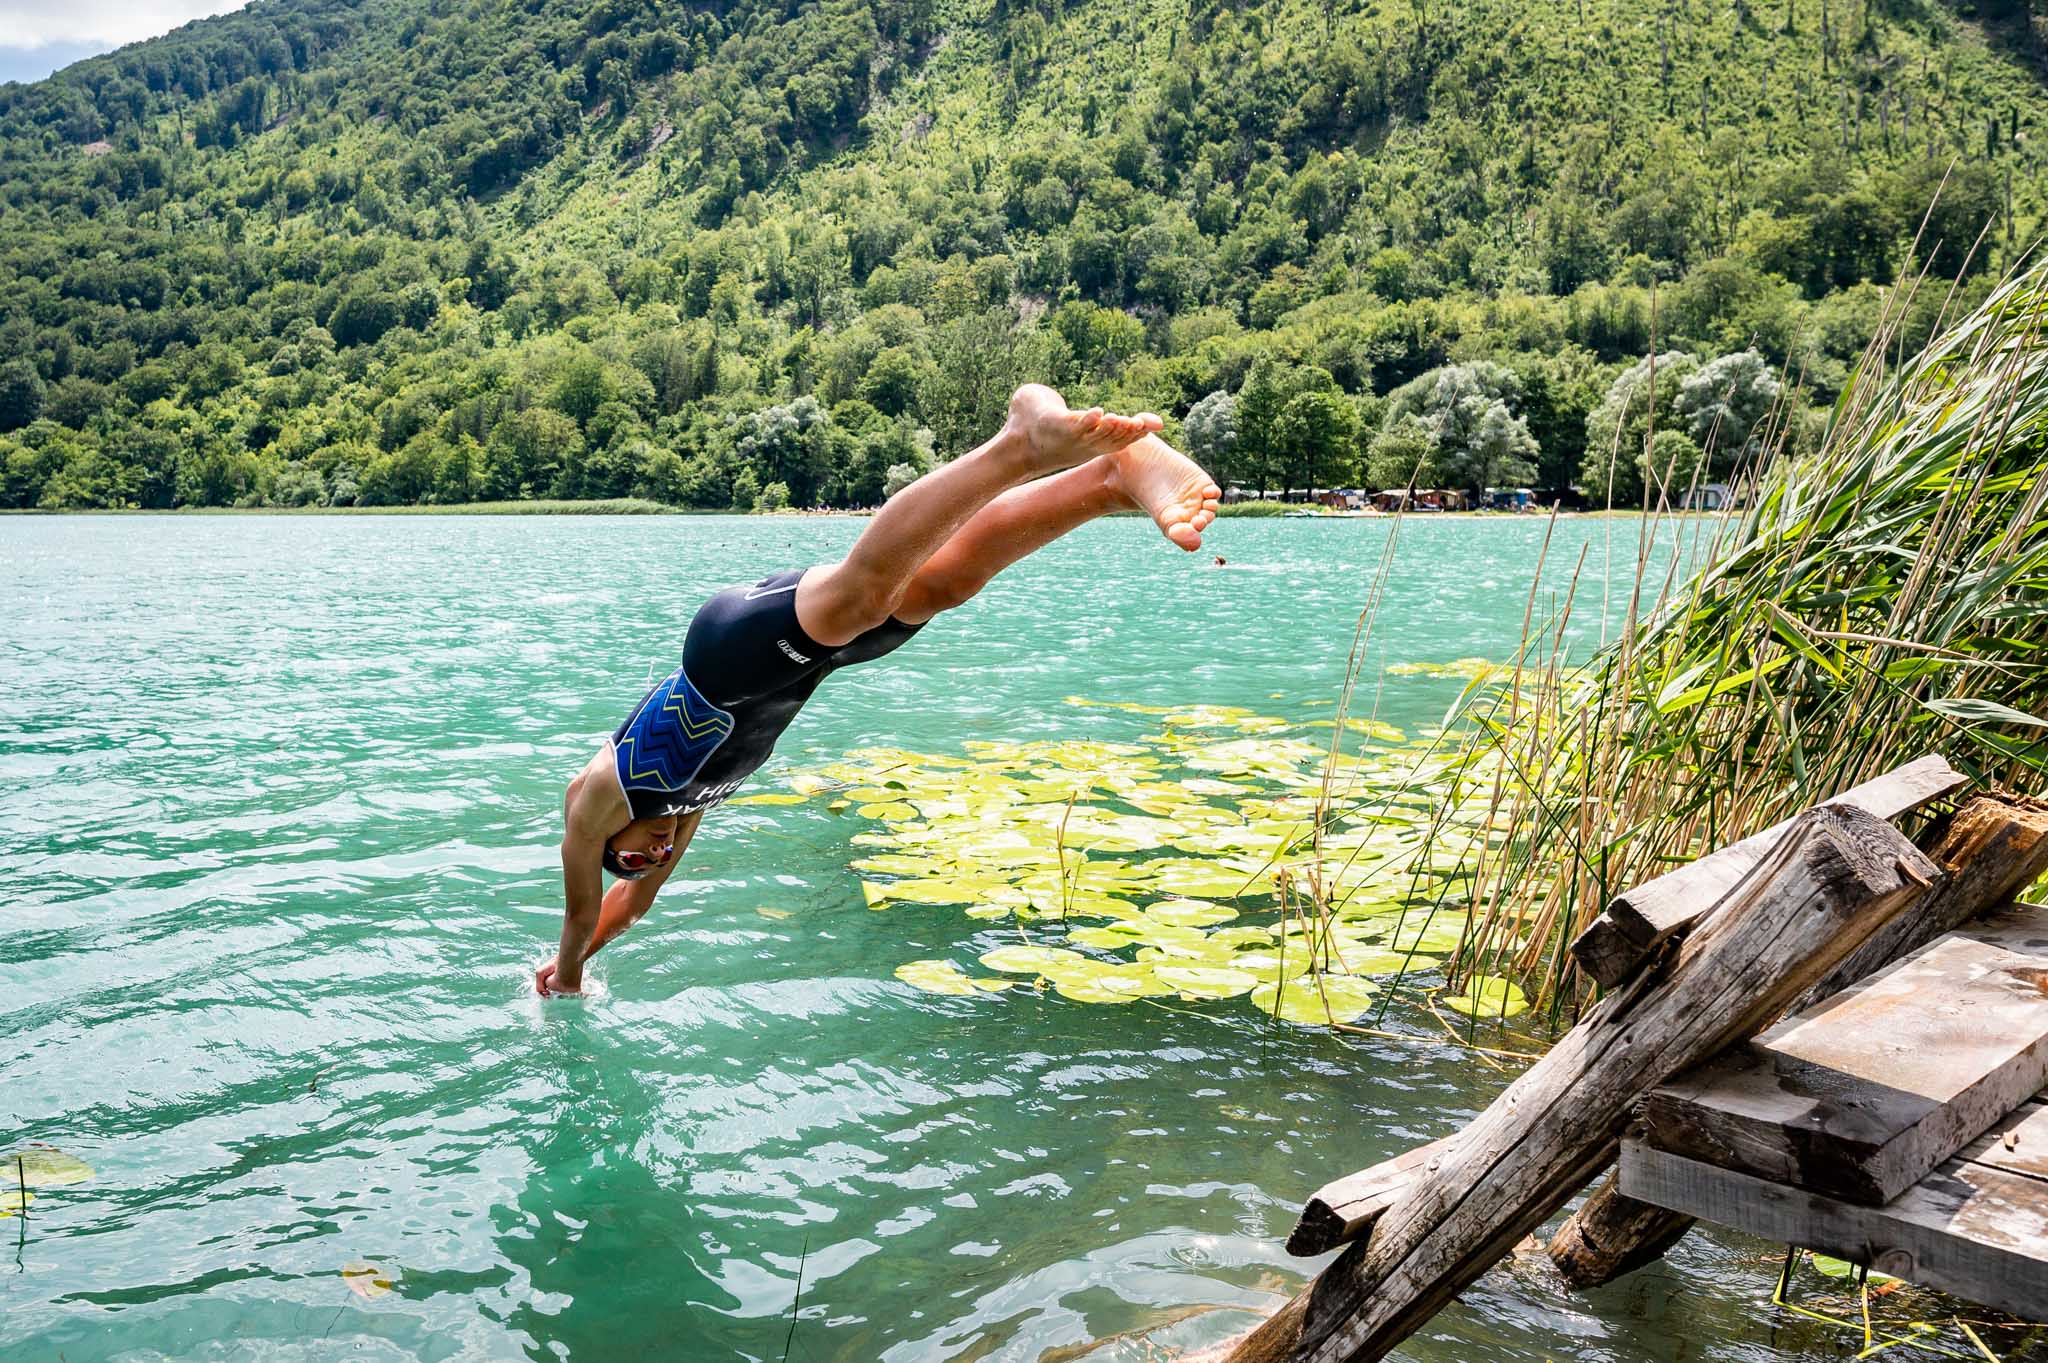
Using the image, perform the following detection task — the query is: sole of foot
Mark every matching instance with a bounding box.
[1105,435,1222,550]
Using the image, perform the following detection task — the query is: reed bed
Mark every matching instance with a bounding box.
[1285,256,2048,1030]
[1462,255,2048,1018]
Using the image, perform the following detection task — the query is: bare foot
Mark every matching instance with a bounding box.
[1104,434,1223,550]
[1006,383,1162,471]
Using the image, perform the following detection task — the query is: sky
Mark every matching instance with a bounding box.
[0,0,256,84]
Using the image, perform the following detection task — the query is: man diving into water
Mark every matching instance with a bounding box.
[536,384,1222,995]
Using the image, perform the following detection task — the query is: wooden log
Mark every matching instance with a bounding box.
[1215,804,1940,1363]
[1618,1105,2048,1321]
[1549,800,2048,1290]
[1547,1171,1694,1288]
[1641,922,2048,1205]
[1288,1137,1456,1257]
[1569,754,1965,989]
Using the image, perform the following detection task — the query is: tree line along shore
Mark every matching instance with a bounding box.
[2,0,2042,513]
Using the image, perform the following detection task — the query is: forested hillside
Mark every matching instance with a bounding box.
[2,0,2044,510]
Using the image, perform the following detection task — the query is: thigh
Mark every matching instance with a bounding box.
[682,569,829,707]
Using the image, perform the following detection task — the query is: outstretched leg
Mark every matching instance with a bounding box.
[893,435,1222,624]
[795,385,1159,646]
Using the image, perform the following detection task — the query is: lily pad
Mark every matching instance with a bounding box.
[1154,965,1260,999]
[1380,914,1472,955]
[1226,949,1313,981]
[1049,975,1139,1003]
[1442,974,1530,1019]
[1,1146,93,1187]
[1252,974,1377,1025]
[0,1190,34,1218]
[1204,926,1276,950]
[979,945,1088,976]
[1324,947,1435,977]
[1137,859,1267,899]
[1066,924,1146,950]
[726,792,808,807]
[1146,898,1238,928]
[896,959,1013,996]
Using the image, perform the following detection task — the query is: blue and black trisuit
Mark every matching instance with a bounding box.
[608,570,926,819]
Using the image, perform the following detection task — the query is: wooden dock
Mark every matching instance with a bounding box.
[1199,760,2048,1363]
[1622,898,2048,1322]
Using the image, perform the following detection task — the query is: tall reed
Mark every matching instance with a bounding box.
[1448,256,2048,1018]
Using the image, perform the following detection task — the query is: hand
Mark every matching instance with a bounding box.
[535,957,581,997]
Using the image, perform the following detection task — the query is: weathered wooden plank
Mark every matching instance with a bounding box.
[1288,1137,1456,1257]
[1555,1093,2048,1295]
[1619,1136,2048,1321]
[1569,754,1966,989]
[1971,900,2048,957]
[1641,928,2048,1205]
[1213,804,1940,1363]
[1549,803,2048,1292]
[1961,1098,2048,1186]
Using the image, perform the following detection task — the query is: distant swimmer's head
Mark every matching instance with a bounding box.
[603,814,680,881]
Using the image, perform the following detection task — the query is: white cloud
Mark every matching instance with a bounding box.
[0,0,257,52]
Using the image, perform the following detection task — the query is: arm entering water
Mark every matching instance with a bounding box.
[538,823,692,995]
[545,812,609,996]
[540,763,700,995]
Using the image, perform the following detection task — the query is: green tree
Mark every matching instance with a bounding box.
[861,345,926,417]
[1365,416,1434,493]
[328,291,402,348]
[1673,349,1782,467]
[1641,428,1704,508]
[552,354,619,426]
[1270,389,1357,494]
[1581,351,1701,506]
[1373,363,1539,500]
[0,361,46,433]
[920,309,1041,459]
[484,408,581,499]
[883,461,921,498]
[734,397,832,506]
[1182,390,1239,489]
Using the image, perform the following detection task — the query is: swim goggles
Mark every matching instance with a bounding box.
[610,842,674,875]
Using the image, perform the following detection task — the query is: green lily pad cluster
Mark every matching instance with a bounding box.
[760,696,1530,1026]
[0,1145,95,1218]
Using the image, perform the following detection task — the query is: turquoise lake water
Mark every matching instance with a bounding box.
[0,513,1975,1362]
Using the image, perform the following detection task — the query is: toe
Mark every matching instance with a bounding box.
[1168,521,1201,550]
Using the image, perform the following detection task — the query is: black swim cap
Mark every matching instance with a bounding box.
[602,845,649,881]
